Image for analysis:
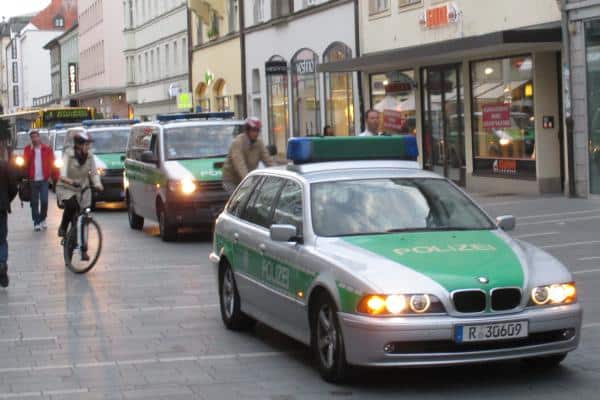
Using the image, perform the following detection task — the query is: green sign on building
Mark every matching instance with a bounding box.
[177,92,193,110]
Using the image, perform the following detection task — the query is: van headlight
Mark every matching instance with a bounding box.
[15,156,24,167]
[168,178,197,195]
[54,159,64,168]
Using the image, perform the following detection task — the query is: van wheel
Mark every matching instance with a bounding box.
[158,207,177,242]
[128,199,144,230]
[311,292,349,383]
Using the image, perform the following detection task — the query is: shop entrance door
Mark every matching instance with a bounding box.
[422,64,465,186]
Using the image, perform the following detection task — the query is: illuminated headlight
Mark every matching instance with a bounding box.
[54,159,64,169]
[358,294,443,316]
[168,178,197,194]
[15,156,24,167]
[499,138,511,146]
[96,168,106,176]
[530,283,576,306]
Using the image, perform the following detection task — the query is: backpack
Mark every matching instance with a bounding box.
[18,179,31,202]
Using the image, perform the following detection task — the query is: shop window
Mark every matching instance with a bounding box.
[471,56,536,179]
[292,48,320,136]
[266,55,289,157]
[370,70,417,136]
[369,0,389,16]
[586,20,600,195]
[214,79,230,112]
[324,42,354,136]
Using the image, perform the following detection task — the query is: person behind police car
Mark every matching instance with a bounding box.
[222,117,273,194]
[359,109,382,136]
[56,132,103,254]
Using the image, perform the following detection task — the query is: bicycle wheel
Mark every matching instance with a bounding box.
[64,218,103,274]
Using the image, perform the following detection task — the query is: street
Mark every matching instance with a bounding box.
[0,193,599,399]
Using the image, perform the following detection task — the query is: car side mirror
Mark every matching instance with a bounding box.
[120,155,126,162]
[496,215,516,231]
[140,151,157,164]
[267,144,277,157]
[270,224,299,243]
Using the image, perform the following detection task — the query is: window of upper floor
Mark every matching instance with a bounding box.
[54,15,65,28]
[398,0,422,10]
[369,0,389,16]
[272,0,294,19]
[253,0,265,24]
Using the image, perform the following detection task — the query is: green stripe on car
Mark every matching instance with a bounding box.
[177,158,225,181]
[96,153,125,169]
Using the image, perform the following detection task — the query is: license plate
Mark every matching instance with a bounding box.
[455,321,528,343]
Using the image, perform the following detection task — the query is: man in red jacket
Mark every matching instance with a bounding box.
[23,130,58,231]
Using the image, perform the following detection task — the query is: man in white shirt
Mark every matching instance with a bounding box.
[359,109,381,136]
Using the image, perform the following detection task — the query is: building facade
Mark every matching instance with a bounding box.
[1,16,32,114]
[321,0,564,195]
[124,0,190,120]
[58,23,80,105]
[564,0,600,198]
[189,0,243,118]
[244,0,359,157]
[75,0,127,118]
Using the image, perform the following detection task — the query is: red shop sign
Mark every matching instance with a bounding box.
[482,104,511,129]
[383,110,406,131]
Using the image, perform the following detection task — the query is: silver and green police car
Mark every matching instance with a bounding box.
[210,136,582,382]
[124,112,243,241]
[66,120,137,205]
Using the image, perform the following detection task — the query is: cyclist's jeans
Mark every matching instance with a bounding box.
[59,196,79,233]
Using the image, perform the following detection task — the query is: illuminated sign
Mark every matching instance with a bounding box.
[43,108,93,123]
[68,63,78,95]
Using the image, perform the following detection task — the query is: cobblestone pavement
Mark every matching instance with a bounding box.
[0,193,599,399]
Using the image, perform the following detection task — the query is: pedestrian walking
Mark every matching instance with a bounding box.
[23,130,58,231]
[359,110,382,136]
[222,117,274,194]
[0,156,18,288]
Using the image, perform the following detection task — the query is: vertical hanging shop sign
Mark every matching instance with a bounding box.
[68,63,78,95]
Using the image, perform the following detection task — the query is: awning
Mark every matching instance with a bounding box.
[318,27,561,74]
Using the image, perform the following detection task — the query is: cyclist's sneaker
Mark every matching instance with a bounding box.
[0,263,9,288]
[34,224,41,232]
[58,227,66,237]
[81,252,90,262]
[41,221,48,230]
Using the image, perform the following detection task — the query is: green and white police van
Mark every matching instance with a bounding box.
[124,112,243,241]
[64,119,137,205]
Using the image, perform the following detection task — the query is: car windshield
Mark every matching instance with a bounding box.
[54,131,66,150]
[90,129,130,154]
[311,178,495,237]
[16,132,50,149]
[164,124,241,160]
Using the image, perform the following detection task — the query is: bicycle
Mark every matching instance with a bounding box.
[61,185,103,274]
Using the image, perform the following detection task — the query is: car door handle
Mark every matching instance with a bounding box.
[233,233,239,242]
[259,243,266,254]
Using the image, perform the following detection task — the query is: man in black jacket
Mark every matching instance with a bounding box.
[0,157,18,288]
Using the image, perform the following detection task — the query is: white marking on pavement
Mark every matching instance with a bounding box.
[541,240,600,249]
[0,351,289,374]
[479,199,536,207]
[517,209,600,220]
[513,232,559,239]
[573,268,600,275]
[519,215,600,226]
[0,392,43,399]
[578,256,600,261]
[42,389,89,396]
[583,322,600,329]
[0,303,220,320]
[0,336,56,343]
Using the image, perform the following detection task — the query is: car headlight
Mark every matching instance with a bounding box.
[168,178,197,194]
[530,283,576,306]
[97,168,106,176]
[15,156,24,167]
[357,294,444,316]
[54,159,64,169]
[499,138,511,146]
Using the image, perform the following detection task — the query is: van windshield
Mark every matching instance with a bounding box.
[54,130,66,150]
[90,129,130,154]
[164,124,241,160]
[16,132,50,149]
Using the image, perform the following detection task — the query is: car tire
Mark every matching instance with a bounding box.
[522,353,567,369]
[128,199,144,230]
[311,292,349,383]
[218,262,255,331]
[158,207,177,242]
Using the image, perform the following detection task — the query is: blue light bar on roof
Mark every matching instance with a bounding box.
[156,112,235,122]
[287,136,419,164]
[82,119,139,127]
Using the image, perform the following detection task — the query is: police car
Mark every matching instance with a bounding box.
[65,119,136,205]
[124,112,243,241]
[210,136,582,382]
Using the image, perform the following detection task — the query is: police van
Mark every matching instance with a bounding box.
[124,112,243,241]
[64,119,137,205]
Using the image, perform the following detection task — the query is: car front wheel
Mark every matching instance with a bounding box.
[219,262,255,330]
[311,292,349,383]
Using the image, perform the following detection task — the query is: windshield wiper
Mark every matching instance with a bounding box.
[170,155,227,161]
[386,227,488,233]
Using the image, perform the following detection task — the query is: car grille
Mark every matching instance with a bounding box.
[453,290,486,313]
[384,329,575,354]
[491,288,522,311]
[198,181,225,192]
[104,169,123,177]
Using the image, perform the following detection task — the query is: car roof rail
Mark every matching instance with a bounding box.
[156,112,235,122]
[82,119,140,127]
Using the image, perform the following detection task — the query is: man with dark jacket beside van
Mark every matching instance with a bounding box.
[0,157,18,288]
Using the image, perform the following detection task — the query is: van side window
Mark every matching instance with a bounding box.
[127,127,154,161]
